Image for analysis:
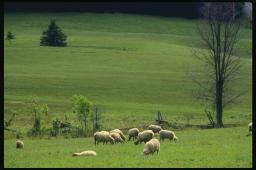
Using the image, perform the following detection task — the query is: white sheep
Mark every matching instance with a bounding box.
[128,128,139,141]
[72,150,97,157]
[94,131,114,145]
[148,124,162,133]
[143,138,160,155]
[16,139,24,149]
[110,129,126,141]
[159,130,178,142]
[110,132,124,144]
[248,122,252,132]
[134,130,154,145]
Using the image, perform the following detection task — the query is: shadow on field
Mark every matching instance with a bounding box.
[116,123,243,132]
[69,45,136,51]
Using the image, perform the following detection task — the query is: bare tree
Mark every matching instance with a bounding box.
[191,2,242,127]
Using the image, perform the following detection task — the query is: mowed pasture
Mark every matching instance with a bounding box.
[4,13,252,131]
[4,13,252,167]
[4,127,252,168]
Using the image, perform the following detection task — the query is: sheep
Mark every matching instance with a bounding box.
[128,128,139,141]
[143,138,160,155]
[94,131,115,145]
[110,132,124,144]
[134,130,154,145]
[72,150,97,157]
[110,129,126,141]
[148,124,162,133]
[16,139,24,149]
[159,130,178,142]
[248,122,252,133]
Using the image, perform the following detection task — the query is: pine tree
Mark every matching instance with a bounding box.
[6,31,15,44]
[40,19,67,47]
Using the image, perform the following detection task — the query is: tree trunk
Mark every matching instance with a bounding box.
[216,79,224,127]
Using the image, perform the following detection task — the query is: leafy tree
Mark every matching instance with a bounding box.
[6,31,15,44]
[40,19,67,46]
[71,95,92,135]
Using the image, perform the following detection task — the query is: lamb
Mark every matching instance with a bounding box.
[248,122,252,132]
[110,132,124,144]
[134,130,154,145]
[143,138,160,155]
[94,131,115,145]
[72,150,97,157]
[16,139,24,149]
[148,124,162,133]
[159,130,178,142]
[110,129,126,141]
[128,128,139,141]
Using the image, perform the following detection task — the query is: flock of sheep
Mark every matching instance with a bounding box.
[88,124,177,156]
[15,122,253,157]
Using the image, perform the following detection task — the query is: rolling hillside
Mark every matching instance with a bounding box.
[4,13,252,132]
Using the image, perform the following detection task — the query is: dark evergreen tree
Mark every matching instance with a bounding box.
[6,31,15,44]
[40,19,67,47]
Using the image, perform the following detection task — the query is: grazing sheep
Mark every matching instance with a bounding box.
[148,124,162,133]
[94,131,115,145]
[16,139,24,149]
[159,130,178,142]
[248,122,252,132]
[134,130,154,145]
[110,129,126,141]
[143,138,160,155]
[128,128,139,141]
[72,150,97,157]
[110,132,124,144]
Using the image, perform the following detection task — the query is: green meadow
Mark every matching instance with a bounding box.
[4,13,252,168]
[4,127,252,168]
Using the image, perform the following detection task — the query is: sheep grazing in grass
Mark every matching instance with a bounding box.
[72,150,97,157]
[143,138,160,155]
[110,132,124,144]
[134,130,154,145]
[94,131,115,145]
[16,139,24,149]
[248,122,252,133]
[128,128,139,141]
[110,129,126,141]
[148,124,162,133]
[159,130,178,142]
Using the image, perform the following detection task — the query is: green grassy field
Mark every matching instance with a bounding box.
[4,127,252,168]
[4,12,252,168]
[4,13,252,131]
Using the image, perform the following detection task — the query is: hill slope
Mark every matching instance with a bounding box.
[4,13,252,131]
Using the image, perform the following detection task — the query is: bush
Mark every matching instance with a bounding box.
[40,19,67,47]
[31,114,41,136]
[28,97,49,137]
[50,118,61,137]
[50,118,72,137]
[6,31,15,44]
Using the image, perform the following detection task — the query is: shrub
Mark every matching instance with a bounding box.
[5,31,15,44]
[28,97,49,137]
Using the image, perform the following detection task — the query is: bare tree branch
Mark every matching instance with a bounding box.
[189,2,243,127]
